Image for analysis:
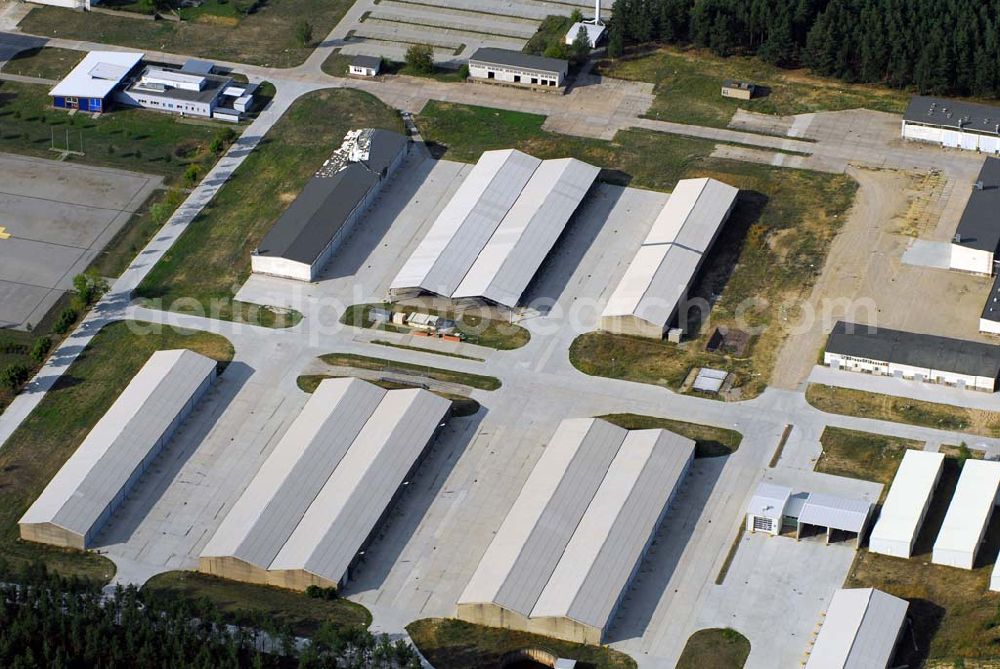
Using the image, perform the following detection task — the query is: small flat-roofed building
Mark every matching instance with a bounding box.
[902,95,1000,153]
[600,178,739,338]
[564,22,605,47]
[932,459,1000,569]
[824,320,1000,392]
[456,417,694,645]
[869,450,944,559]
[805,588,908,669]
[19,350,217,549]
[49,51,144,113]
[468,47,568,90]
[199,377,450,590]
[951,158,1000,275]
[722,80,756,100]
[349,55,382,77]
[252,128,409,282]
[390,149,598,307]
[981,274,1000,334]
[796,493,873,550]
[746,482,792,535]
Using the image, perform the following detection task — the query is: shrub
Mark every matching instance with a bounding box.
[183,163,203,186]
[295,19,313,48]
[405,44,435,74]
[52,307,78,335]
[30,337,52,364]
[1,363,29,391]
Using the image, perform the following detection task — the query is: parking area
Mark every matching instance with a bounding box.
[0,153,160,329]
[336,0,610,65]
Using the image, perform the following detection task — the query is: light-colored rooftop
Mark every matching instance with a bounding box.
[798,493,872,534]
[869,450,944,549]
[933,459,1000,561]
[806,587,908,668]
[747,482,793,520]
[49,51,144,100]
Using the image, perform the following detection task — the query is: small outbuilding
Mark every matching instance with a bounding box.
[349,55,382,77]
[468,47,567,90]
[722,80,756,100]
[564,22,605,47]
[746,483,793,535]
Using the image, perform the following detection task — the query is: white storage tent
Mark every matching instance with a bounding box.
[869,450,944,558]
[600,178,739,338]
[19,350,217,550]
[199,378,450,590]
[805,587,908,669]
[390,149,598,307]
[456,417,694,644]
[932,459,1000,569]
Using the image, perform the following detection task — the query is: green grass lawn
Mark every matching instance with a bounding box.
[806,384,1000,438]
[340,303,530,350]
[0,47,83,80]
[599,413,742,458]
[407,618,636,669]
[143,571,371,637]
[816,427,923,490]
[317,353,501,391]
[135,89,403,326]
[593,46,910,129]
[676,628,750,669]
[0,81,234,180]
[297,373,481,417]
[522,15,574,56]
[19,0,352,68]
[0,321,233,582]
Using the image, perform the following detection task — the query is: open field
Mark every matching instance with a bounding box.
[143,571,371,637]
[407,618,636,669]
[297,373,481,417]
[317,353,500,391]
[341,303,529,350]
[0,81,233,180]
[0,321,233,581]
[807,384,1000,438]
[845,458,1000,665]
[18,0,353,68]
[676,628,750,669]
[600,412,742,458]
[593,46,909,129]
[1,46,82,80]
[136,89,403,326]
[816,427,923,488]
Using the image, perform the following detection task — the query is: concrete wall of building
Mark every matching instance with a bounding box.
[950,243,994,275]
[115,90,214,118]
[455,604,601,646]
[825,351,996,392]
[250,255,314,282]
[981,317,1000,335]
[349,65,378,77]
[722,87,752,100]
[903,121,1000,154]
[598,314,668,339]
[18,523,86,551]
[28,0,86,9]
[746,513,780,536]
[468,62,563,88]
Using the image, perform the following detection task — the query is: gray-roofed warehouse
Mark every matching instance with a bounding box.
[468,47,568,90]
[902,95,1000,153]
[19,349,217,550]
[251,128,409,282]
[824,320,1000,391]
[456,417,694,645]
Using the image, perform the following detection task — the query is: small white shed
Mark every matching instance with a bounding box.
[746,483,792,535]
[349,55,382,77]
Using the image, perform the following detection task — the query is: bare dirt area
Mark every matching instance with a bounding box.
[772,166,995,390]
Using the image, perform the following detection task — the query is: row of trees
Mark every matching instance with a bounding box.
[607,0,1000,97]
[0,562,421,668]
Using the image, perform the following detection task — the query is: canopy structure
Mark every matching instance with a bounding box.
[456,417,694,644]
[200,378,450,590]
[390,149,599,308]
[20,350,217,549]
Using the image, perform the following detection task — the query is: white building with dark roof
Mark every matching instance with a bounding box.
[456,418,694,644]
[252,128,409,282]
[19,350,217,549]
[902,95,1000,153]
[951,158,1000,275]
[824,320,1000,392]
[600,178,739,339]
[199,377,450,590]
[805,588,908,669]
[468,47,568,90]
[390,149,598,308]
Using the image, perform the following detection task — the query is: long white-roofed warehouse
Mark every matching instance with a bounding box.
[19,350,218,550]
[599,177,740,339]
[251,129,409,282]
[868,450,944,559]
[932,459,1000,569]
[456,417,695,645]
[389,149,600,308]
[199,377,450,590]
[805,587,908,669]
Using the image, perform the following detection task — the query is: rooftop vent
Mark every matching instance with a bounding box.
[976,180,985,190]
